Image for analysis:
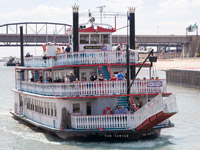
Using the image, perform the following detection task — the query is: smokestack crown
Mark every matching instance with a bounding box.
[129,7,136,13]
[72,5,79,13]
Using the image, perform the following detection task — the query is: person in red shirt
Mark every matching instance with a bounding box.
[110,74,117,81]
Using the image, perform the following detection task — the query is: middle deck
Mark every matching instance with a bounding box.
[24,50,138,68]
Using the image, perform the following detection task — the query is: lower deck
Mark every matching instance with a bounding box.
[11,111,174,141]
[13,91,177,133]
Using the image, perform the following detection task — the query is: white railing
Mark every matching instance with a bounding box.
[17,79,167,97]
[163,94,178,113]
[131,94,164,128]
[71,94,177,129]
[24,56,54,67]
[19,80,127,96]
[24,50,138,67]
[71,114,130,129]
[130,79,167,94]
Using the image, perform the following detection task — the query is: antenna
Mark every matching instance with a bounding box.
[97,5,106,27]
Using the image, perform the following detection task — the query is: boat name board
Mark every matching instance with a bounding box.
[84,46,102,49]
[147,81,162,87]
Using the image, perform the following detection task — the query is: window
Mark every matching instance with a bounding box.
[32,99,35,111]
[44,102,47,115]
[86,102,91,115]
[73,103,80,113]
[101,34,110,44]
[90,34,99,44]
[54,103,57,117]
[41,102,43,114]
[51,103,53,116]
[47,102,50,115]
[27,98,30,109]
[80,34,89,44]
[19,95,23,107]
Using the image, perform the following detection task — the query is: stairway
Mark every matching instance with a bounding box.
[98,66,111,80]
[34,70,40,82]
[133,94,177,131]
[117,96,128,109]
[136,111,176,131]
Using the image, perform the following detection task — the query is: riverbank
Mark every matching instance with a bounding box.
[155,58,200,70]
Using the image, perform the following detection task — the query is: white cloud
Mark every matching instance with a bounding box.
[0,5,72,25]
[159,0,200,15]
[159,0,190,15]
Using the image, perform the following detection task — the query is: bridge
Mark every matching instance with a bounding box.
[0,22,199,56]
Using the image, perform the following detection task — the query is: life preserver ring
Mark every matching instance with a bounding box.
[42,44,46,53]
[103,107,113,115]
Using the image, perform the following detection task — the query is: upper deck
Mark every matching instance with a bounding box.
[24,50,138,68]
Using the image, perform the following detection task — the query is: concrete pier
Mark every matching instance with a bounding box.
[166,69,200,89]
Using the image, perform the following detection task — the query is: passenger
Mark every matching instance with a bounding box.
[25,52,31,57]
[65,75,70,83]
[150,77,154,80]
[143,77,146,80]
[65,44,71,53]
[114,106,120,114]
[155,76,159,80]
[117,71,124,81]
[62,47,65,53]
[69,71,76,82]
[138,102,143,108]
[120,106,128,114]
[110,74,117,81]
[116,44,121,51]
[102,43,107,51]
[38,76,43,83]
[99,74,104,81]
[74,78,79,83]
[56,48,62,55]
[30,76,34,82]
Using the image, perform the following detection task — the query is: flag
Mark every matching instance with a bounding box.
[187,23,198,32]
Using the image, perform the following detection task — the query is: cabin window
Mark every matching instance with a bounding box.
[54,103,57,117]
[80,34,89,44]
[44,102,47,115]
[27,98,30,109]
[101,34,110,44]
[51,103,53,116]
[73,103,80,113]
[19,95,23,107]
[41,102,43,114]
[39,101,41,113]
[47,102,50,116]
[32,99,35,111]
[91,34,99,44]
[35,100,38,112]
[86,102,91,115]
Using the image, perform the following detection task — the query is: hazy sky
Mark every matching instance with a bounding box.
[0,0,200,57]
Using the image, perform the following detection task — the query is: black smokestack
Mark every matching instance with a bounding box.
[129,7,136,80]
[72,5,79,79]
[73,5,79,52]
[129,7,135,50]
[20,26,24,66]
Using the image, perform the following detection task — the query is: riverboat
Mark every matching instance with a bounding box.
[10,5,178,141]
